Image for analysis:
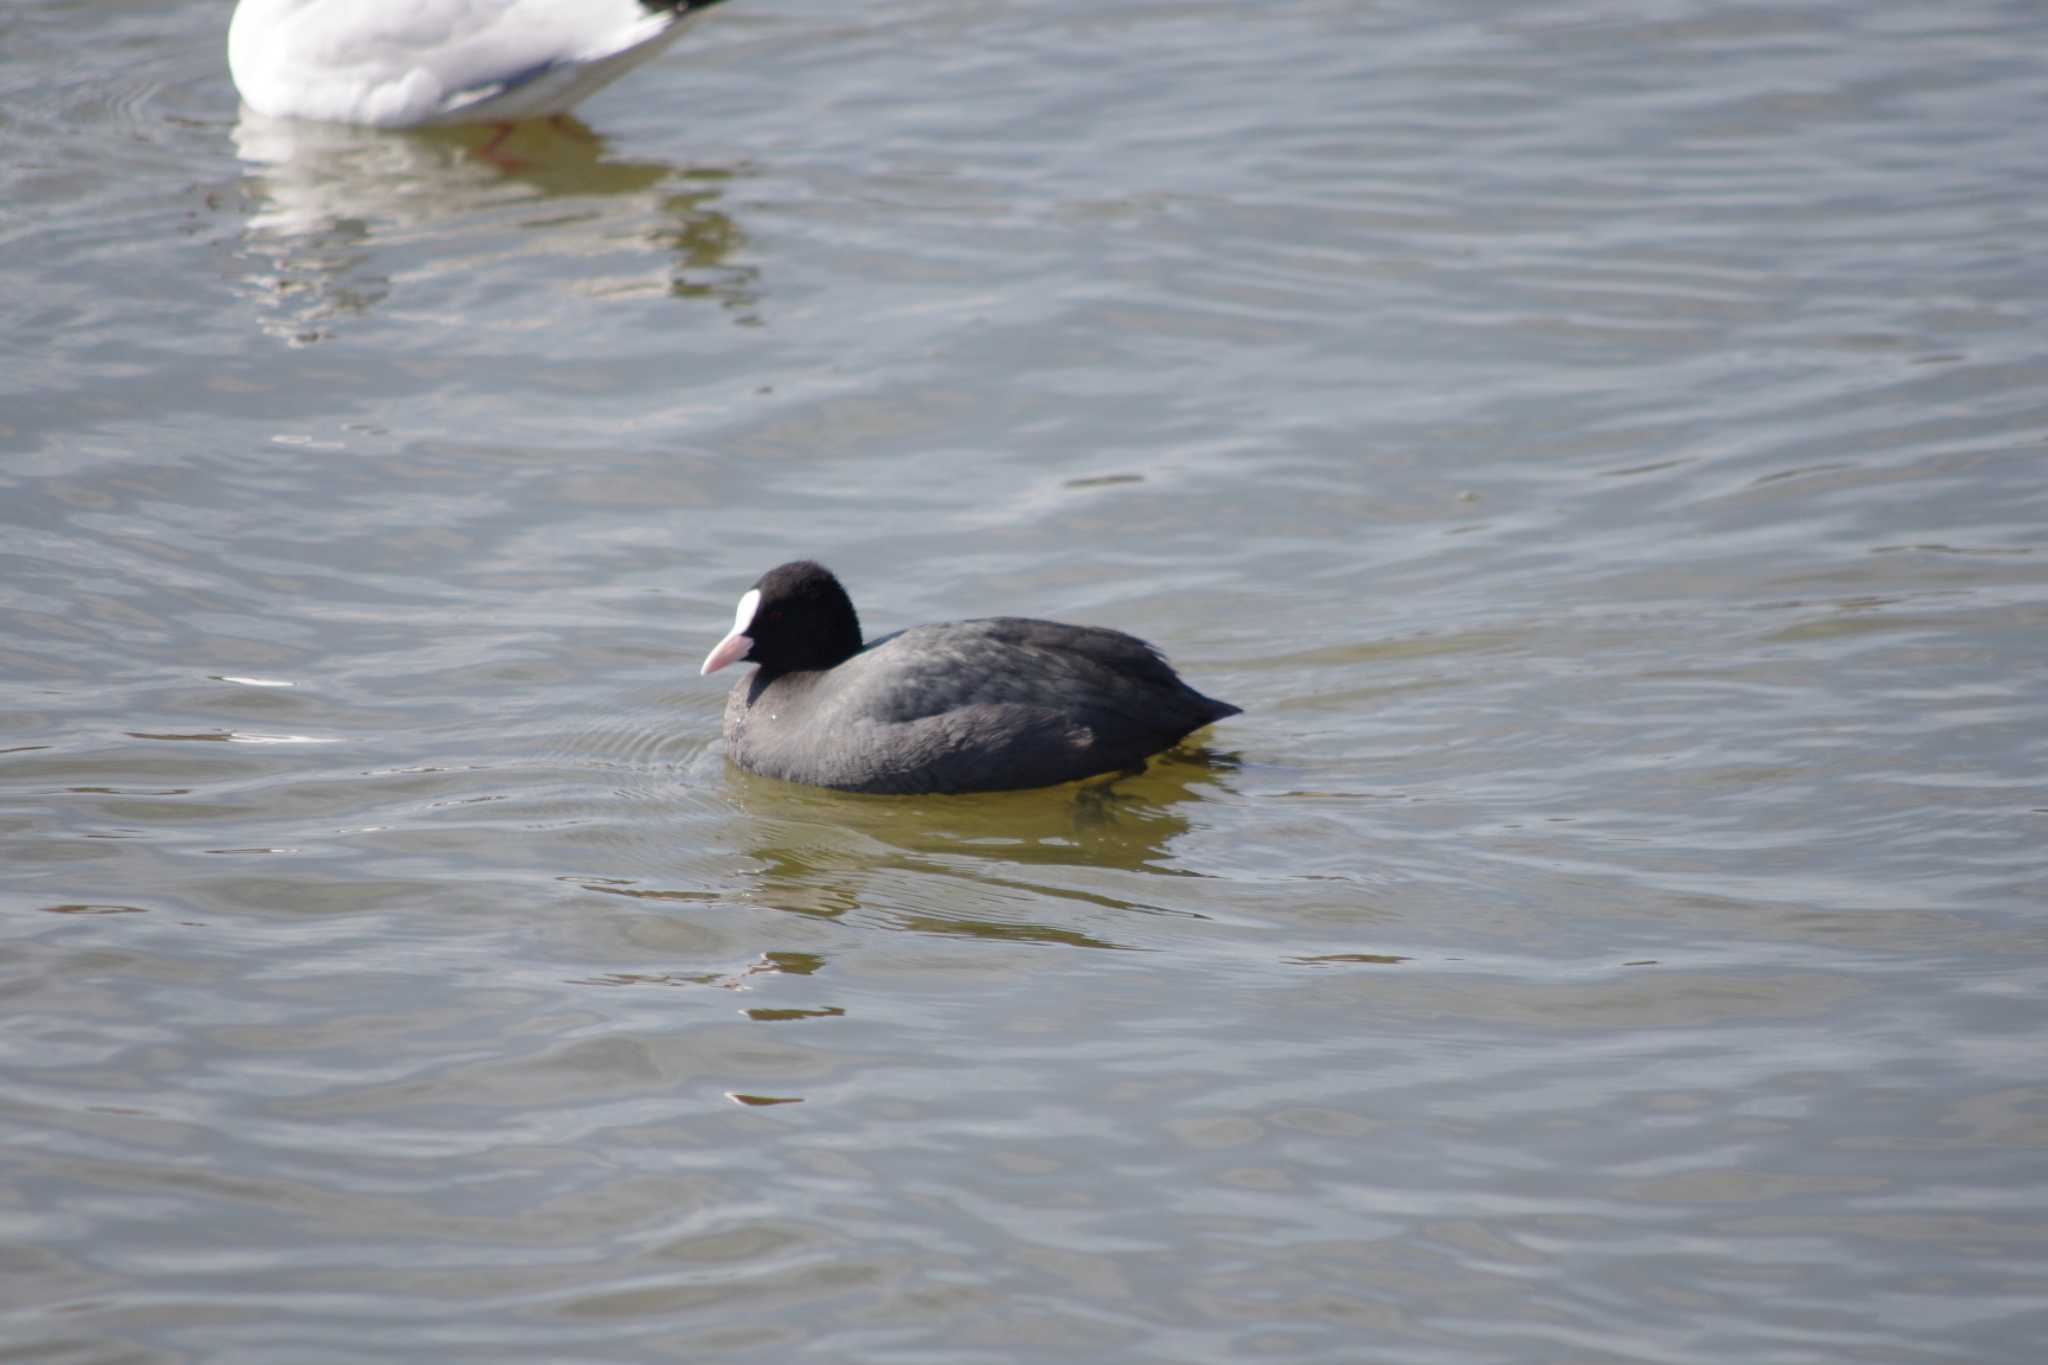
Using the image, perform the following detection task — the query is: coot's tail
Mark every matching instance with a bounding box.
[1181,688,1241,729]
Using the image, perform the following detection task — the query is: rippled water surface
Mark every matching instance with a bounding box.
[5,1,2047,1360]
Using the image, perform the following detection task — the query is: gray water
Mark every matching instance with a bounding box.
[4,0,2047,1360]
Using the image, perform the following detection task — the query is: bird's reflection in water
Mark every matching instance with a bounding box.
[567,948,825,997]
[229,109,752,342]
[727,746,1242,946]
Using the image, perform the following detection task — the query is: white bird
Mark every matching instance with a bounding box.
[228,0,732,128]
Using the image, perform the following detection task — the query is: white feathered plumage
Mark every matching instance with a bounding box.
[228,0,730,127]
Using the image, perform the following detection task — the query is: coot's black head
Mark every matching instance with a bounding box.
[700,560,865,678]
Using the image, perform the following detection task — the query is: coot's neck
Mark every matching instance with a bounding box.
[809,613,864,671]
[757,625,862,679]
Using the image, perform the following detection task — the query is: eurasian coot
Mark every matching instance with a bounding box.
[701,561,1240,794]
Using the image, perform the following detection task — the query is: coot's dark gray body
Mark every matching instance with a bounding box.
[702,563,1240,795]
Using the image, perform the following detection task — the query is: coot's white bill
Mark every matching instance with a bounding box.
[700,587,759,676]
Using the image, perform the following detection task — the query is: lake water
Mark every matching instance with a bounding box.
[4,0,2046,1360]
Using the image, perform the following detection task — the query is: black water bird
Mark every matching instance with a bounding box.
[701,561,1240,794]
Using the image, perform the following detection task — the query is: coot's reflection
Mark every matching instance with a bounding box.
[727,746,1240,943]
